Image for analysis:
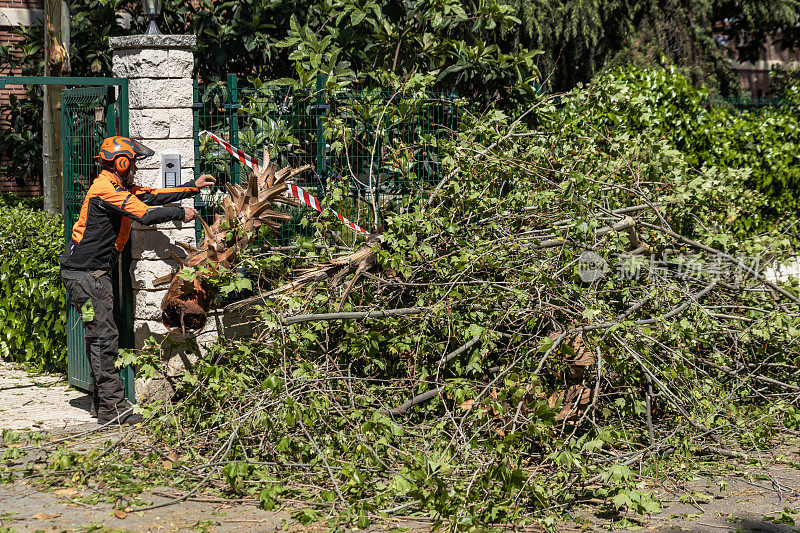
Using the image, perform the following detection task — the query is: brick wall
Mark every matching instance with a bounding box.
[723,33,800,98]
[0,1,43,195]
[0,31,29,107]
[0,0,42,8]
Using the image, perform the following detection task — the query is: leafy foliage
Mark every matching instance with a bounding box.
[68,0,138,75]
[287,2,538,100]
[3,0,541,105]
[0,192,44,210]
[558,66,800,236]
[0,205,66,371]
[106,68,800,527]
[164,0,542,104]
[505,0,800,94]
[0,24,44,188]
[2,0,539,195]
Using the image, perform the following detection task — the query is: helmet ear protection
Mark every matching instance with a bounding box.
[96,136,153,175]
[115,155,131,175]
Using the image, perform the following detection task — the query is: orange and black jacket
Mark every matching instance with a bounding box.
[60,169,199,271]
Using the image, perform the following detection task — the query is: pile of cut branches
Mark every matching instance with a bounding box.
[121,92,800,529]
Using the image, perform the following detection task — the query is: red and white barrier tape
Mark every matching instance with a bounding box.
[200,130,369,235]
[202,130,260,170]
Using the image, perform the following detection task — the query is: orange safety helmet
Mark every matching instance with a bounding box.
[96,136,155,174]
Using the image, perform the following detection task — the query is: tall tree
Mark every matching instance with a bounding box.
[170,0,542,102]
[506,0,800,94]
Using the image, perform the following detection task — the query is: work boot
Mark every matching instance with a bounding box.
[98,408,143,426]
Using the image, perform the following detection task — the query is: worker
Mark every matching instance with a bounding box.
[59,136,215,425]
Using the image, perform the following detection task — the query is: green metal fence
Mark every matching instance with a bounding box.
[193,74,460,245]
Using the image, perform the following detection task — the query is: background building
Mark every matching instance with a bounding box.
[725,32,800,98]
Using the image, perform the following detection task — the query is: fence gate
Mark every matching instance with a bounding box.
[61,83,135,401]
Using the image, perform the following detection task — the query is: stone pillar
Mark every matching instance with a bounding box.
[109,35,203,400]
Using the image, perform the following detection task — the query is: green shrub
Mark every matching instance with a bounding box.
[0,193,44,210]
[0,205,66,371]
[557,66,800,236]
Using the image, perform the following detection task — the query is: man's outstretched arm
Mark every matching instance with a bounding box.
[97,179,198,225]
[132,174,216,205]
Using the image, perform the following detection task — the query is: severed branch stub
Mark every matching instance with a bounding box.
[157,149,385,335]
[158,149,308,334]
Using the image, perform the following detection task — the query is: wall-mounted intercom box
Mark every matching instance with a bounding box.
[160,152,181,188]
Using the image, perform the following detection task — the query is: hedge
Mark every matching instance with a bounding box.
[0,198,66,371]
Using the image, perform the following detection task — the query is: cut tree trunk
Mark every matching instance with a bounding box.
[159,149,385,334]
[159,149,308,333]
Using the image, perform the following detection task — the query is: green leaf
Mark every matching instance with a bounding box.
[293,508,317,525]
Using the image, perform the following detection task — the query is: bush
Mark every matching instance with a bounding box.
[0,193,44,210]
[558,66,800,236]
[0,205,66,371]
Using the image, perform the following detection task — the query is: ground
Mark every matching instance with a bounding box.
[1,359,799,532]
[588,456,800,532]
[0,360,291,532]
[0,360,93,431]
[0,481,292,532]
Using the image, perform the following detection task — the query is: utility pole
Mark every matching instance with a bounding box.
[42,0,70,214]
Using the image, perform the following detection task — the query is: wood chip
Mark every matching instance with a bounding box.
[32,513,60,520]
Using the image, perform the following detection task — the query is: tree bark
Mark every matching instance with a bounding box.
[43,0,70,214]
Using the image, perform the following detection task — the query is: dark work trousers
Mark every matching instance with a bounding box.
[60,269,127,417]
